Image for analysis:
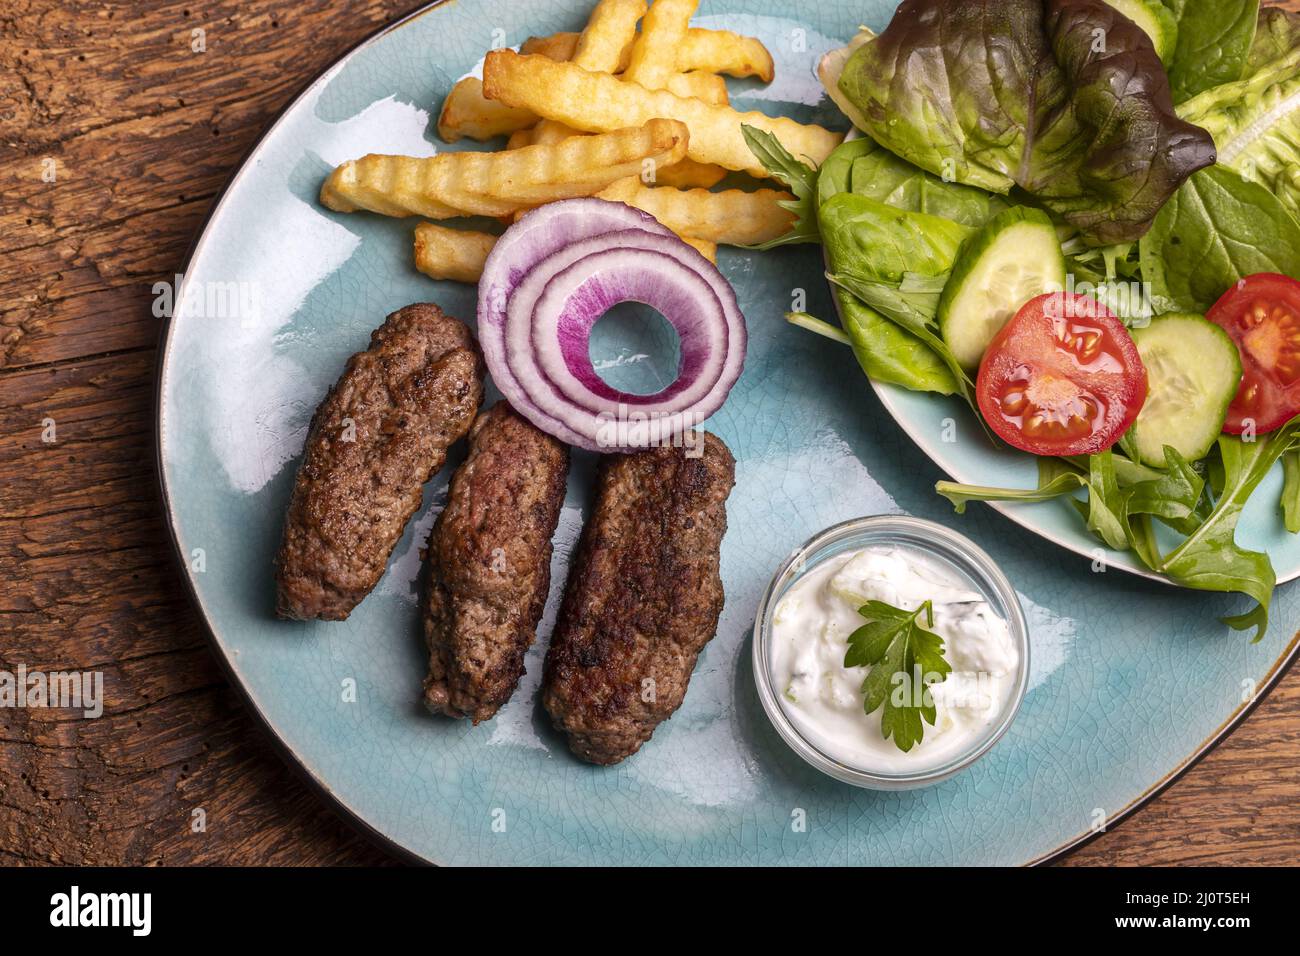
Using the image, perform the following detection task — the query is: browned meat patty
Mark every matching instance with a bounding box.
[542,433,735,765]
[422,402,569,722]
[275,303,484,621]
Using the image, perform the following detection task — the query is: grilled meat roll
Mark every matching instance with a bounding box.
[422,401,569,722]
[275,303,483,620]
[543,433,735,764]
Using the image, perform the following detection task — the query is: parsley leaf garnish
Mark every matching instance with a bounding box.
[844,600,952,752]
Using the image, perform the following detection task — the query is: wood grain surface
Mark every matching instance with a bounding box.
[1,0,1297,867]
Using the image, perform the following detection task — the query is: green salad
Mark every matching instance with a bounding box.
[744,0,1300,640]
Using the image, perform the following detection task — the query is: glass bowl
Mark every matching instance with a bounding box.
[752,514,1030,789]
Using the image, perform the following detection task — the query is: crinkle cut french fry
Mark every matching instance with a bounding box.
[520,33,580,60]
[412,216,714,274]
[532,122,581,146]
[531,0,645,146]
[505,127,535,150]
[437,77,539,142]
[482,51,841,177]
[532,1,719,178]
[624,0,698,90]
[321,118,690,219]
[655,160,727,189]
[572,0,646,72]
[321,165,462,218]
[413,223,497,283]
[677,28,775,82]
[520,28,774,80]
[664,71,728,105]
[660,74,728,187]
[597,178,795,246]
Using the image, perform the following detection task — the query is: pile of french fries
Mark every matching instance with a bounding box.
[320,0,843,281]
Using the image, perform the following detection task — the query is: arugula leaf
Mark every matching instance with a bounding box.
[935,468,1086,514]
[1065,449,1165,486]
[1076,451,1131,550]
[740,125,820,248]
[933,423,1300,641]
[1157,425,1300,640]
[844,599,951,753]
[1123,446,1206,535]
[785,311,851,345]
[1283,450,1300,533]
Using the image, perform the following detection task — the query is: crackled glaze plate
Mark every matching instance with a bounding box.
[157,0,1300,865]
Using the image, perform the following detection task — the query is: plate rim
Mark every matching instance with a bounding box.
[152,0,1300,867]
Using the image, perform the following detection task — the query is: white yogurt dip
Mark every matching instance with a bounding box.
[770,545,1021,773]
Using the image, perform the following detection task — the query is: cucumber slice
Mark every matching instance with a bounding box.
[938,206,1066,370]
[1104,0,1178,64]
[1130,313,1243,467]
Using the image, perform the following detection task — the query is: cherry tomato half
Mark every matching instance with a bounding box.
[976,292,1147,456]
[1206,273,1300,435]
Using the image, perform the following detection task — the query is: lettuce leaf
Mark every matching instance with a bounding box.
[1177,15,1300,218]
[836,0,1216,244]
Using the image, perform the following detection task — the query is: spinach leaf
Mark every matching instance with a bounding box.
[743,133,962,393]
[845,150,1010,228]
[837,0,1216,244]
[814,136,1011,227]
[819,195,972,287]
[836,293,958,395]
[821,193,973,399]
[1163,0,1260,103]
[1138,165,1300,312]
[816,137,876,206]
[1245,6,1300,72]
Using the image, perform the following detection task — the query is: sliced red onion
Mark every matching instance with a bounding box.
[505,232,728,414]
[477,198,746,451]
[509,248,725,447]
[477,199,674,445]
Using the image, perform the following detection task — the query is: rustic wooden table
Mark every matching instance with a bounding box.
[1,0,1297,866]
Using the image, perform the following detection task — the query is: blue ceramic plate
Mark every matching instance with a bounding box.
[157,0,1300,865]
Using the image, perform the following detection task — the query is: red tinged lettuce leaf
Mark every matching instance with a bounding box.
[838,0,1217,244]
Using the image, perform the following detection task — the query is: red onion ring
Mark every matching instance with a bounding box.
[477,198,746,451]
